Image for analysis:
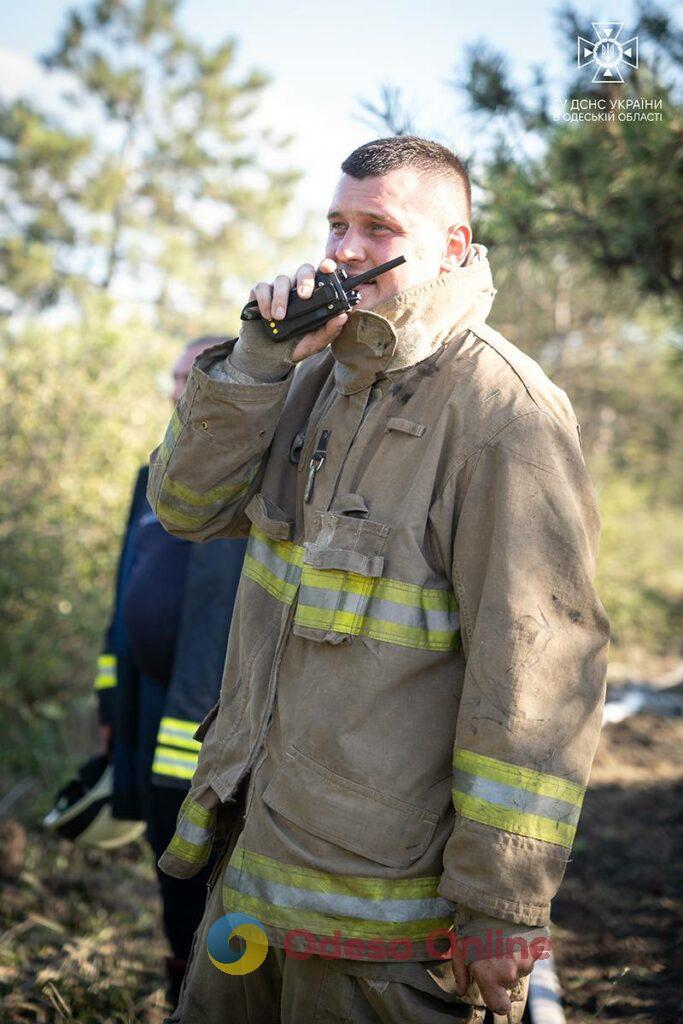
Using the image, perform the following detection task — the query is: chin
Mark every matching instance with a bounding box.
[355,284,382,311]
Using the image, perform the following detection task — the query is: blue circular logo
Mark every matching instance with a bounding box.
[206,912,269,975]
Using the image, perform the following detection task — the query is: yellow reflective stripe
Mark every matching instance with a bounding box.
[302,569,457,612]
[250,527,305,570]
[222,890,451,941]
[242,552,299,604]
[223,847,453,941]
[164,794,216,863]
[297,565,459,651]
[233,848,441,900]
[156,500,210,530]
[152,745,198,780]
[242,527,304,604]
[160,716,200,736]
[94,654,117,690]
[157,465,258,530]
[453,791,576,848]
[157,716,201,751]
[294,605,457,651]
[94,675,116,690]
[245,528,459,651]
[162,465,258,509]
[182,797,216,830]
[453,749,584,806]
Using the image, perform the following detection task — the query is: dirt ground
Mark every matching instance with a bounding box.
[1,712,681,1023]
[552,714,682,1023]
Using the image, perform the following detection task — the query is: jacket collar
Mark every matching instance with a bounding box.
[331,244,495,395]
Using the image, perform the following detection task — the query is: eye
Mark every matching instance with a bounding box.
[369,222,391,233]
[329,221,346,234]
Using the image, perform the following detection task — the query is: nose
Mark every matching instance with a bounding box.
[332,229,366,266]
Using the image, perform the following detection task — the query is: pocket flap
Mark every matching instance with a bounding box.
[303,510,389,578]
[262,746,438,869]
[245,491,293,540]
[303,545,384,577]
[331,493,369,517]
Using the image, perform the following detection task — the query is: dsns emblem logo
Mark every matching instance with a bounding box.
[207,913,269,975]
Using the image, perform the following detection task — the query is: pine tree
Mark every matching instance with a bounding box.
[0,0,303,333]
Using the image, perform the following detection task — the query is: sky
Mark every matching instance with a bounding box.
[0,0,666,252]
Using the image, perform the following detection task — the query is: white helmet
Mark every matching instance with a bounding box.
[43,754,146,850]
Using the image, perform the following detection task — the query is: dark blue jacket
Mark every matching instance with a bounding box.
[95,466,246,817]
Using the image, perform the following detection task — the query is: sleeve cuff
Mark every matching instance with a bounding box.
[228,320,296,381]
[158,792,218,879]
[455,905,551,965]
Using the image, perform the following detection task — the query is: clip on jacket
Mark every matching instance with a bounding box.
[240,256,407,343]
[304,430,331,504]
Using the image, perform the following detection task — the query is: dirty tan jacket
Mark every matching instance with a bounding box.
[149,249,609,961]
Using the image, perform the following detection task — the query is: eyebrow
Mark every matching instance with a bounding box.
[327,209,398,225]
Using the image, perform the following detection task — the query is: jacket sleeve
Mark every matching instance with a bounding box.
[148,336,294,542]
[435,408,609,927]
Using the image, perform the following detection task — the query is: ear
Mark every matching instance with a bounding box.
[439,224,472,272]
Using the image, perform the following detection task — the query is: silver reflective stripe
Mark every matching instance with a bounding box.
[248,534,302,585]
[298,585,459,633]
[452,770,583,827]
[223,866,453,923]
[175,815,212,847]
[153,752,197,773]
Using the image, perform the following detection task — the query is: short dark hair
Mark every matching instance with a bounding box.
[341,137,471,220]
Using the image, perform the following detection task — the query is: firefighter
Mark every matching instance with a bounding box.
[150,138,609,1022]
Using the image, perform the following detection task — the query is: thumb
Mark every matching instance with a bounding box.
[291,312,348,363]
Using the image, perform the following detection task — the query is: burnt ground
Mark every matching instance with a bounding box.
[0,713,681,1023]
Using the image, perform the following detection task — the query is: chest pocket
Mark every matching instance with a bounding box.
[294,506,390,646]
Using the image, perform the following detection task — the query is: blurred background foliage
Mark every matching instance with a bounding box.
[0,0,681,799]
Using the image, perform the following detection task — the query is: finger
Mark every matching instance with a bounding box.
[477,977,512,1017]
[313,311,349,349]
[318,257,337,274]
[295,263,317,300]
[472,959,517,1016]
[271,275,293,320]
[515,954,535,977]
[291,312,347,363]
[451,947,470,997]
[252,281,274,320]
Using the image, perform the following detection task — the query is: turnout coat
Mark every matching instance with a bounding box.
[149,250,609,960]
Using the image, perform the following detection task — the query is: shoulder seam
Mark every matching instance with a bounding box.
[467,325,546,414]
[467,325,580,443]
[434,408,543,504]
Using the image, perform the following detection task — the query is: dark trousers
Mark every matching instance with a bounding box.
[138,674,213,962]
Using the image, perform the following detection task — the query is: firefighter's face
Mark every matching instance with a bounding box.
[325,167,471,310]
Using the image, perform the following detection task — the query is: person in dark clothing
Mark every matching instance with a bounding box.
[94,336,247,1006]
